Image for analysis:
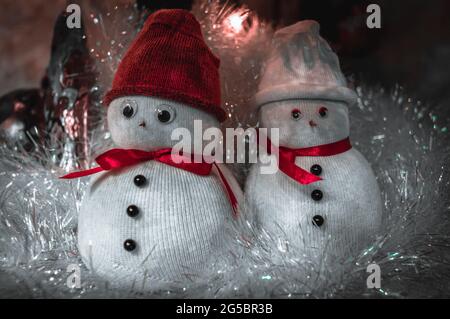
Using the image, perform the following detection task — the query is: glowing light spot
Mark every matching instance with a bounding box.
[226,11,248,34]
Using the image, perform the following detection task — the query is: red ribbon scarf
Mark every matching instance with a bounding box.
[61,148,238,217]
[264,136,352,185]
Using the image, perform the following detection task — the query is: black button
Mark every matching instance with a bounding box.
[312,215,325,227]
[311,189,323,201]
[127,205,139,217]
[310,164,322,176]
[123,239,137,251]
[133,175,147,187]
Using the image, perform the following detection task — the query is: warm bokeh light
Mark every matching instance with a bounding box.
[226,11,248,34]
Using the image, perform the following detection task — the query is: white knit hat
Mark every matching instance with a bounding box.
[255,20,357,108]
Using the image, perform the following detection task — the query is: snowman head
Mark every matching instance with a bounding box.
[259,99,349,148]
[107,96,219,151]
[255,20,357,148]
[102,10,226,151]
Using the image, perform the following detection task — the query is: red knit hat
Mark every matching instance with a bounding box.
[103,9,226,122]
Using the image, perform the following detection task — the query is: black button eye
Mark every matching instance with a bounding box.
[121,100,137,118]
[158,110,171,122]
[291,109,302,120]
[123,105,134,118]
[318,106,328,118]
[156,105,175,124]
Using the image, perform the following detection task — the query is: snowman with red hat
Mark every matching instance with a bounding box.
[246,21,382,272]
[63,9,241,288]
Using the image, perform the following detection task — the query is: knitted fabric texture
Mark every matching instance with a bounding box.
[245,149,382,275]
[246,24,383,275]
[78,95,236,287]
[79,161,233,286]
[254,20,357,108]
[103,9,225,122]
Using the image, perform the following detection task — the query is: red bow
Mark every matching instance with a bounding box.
[61,148,238,217]
[265,137,352,185]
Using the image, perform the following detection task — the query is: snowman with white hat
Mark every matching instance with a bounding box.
[246,20,382,272]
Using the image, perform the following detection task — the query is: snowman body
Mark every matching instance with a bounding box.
[246,148,382,262]
[246,99,382,270]
[79,161,232,285]
[78,96,235,287]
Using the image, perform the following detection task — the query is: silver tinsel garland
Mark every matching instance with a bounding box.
[0,1,449,298]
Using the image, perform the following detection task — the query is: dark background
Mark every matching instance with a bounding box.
[1,0,449,105]
[232,0,450,106]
